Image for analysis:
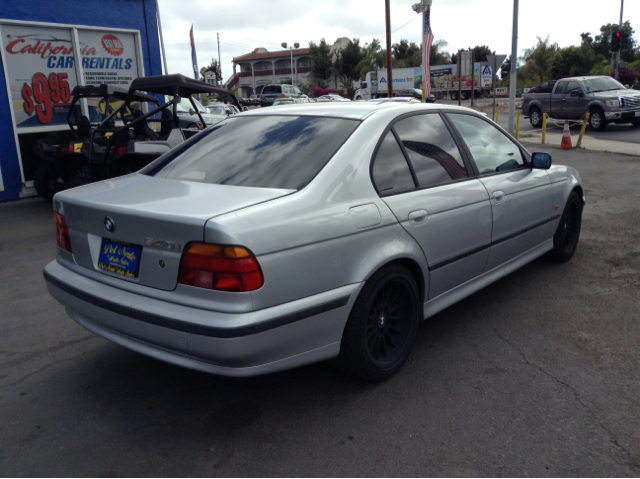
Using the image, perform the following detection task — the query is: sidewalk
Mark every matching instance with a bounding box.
[517,130,640,157]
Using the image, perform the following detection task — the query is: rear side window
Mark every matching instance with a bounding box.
[554,82,566,95]
[372,131,416,196]
[146,116,359,190]
[393,114,468,188]
[262,85,282,94]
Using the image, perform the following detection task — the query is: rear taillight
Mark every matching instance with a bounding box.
[54,212,72,253]
[59,146,68,153]
[281,94,285,98]
[116,146,127,155]
[178,243,263,292]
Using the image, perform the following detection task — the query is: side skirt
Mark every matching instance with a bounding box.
[423,239,553,320]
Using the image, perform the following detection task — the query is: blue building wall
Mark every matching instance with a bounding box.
[0,0,162,201]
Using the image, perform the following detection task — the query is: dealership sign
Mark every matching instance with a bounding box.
[1,23,140,129]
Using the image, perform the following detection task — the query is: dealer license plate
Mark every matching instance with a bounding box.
[73,143,82,152]
[98,238,141,278]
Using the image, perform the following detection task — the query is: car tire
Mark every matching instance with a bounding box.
[355,96,362,101]
[549,191,583,263]
[588,107,607,131]
[33,163,57,201]
[529,107,543,128]
[461,91,470,101]
[67,166,93,189]
[450,91,458,101]
[334,264,420,382]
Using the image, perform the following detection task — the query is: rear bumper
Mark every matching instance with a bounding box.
[44,260,360,376]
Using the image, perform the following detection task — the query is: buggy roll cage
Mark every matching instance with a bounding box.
[66,84,158,140]
[88,74,241,162]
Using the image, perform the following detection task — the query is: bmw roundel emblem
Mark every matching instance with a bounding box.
[104,216,115,233]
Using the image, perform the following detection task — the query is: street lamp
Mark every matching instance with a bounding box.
[281,42,300,85]
[412,0,432,102]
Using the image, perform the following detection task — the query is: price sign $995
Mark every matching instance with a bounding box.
[21,72,71,125]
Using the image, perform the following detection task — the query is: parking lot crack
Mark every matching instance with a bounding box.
[484,318,634,465]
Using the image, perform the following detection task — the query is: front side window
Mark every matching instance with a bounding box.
[393,114,468,188]
[145,116,359,190]
[448,114,524,175]
[566,81,582,94]
[371,131,416,196]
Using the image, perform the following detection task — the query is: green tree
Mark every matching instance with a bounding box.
[392,39,421,67]
[199,58,222,84]
[309,38,333,82]
[551,40,597,79]
[521,36,559,84]
[339,38,365,81]
[451,45,494,64]
[430,39,450,65]
[356,39,387,78]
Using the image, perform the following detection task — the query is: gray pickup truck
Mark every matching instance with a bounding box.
[521,76,640,131]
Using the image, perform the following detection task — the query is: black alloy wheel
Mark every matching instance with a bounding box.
[550,191,583,262]
[335,264,420,381]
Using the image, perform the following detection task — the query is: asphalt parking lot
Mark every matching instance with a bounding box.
[1,148,639,476]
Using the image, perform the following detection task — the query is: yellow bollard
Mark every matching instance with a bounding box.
[542,113,547,144]
[515,111,521,139]
[576,112,590,148]
[495,111,499,123]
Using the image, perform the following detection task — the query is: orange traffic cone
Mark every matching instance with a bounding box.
[560,120,572,149]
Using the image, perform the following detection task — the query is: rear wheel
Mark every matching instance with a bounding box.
[549,191,583,263]
[450,91,459,101]
[529,107,543,128]
[67,166,93,189]
[33,164,59,201]
[334,264,420,381]
[461,91,470,101]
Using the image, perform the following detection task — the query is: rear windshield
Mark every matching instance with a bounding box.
[145,116,359,190]
[262,85,282,94]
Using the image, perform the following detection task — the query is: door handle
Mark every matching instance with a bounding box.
[492,190,506,204]
[408,210,428,225]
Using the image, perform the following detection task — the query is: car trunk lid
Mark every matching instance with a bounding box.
[58,174,293,290]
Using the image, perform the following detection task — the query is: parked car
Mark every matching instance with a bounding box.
[259,84,302,107]
[370,97,422,104]
[273,98,305,106]
[206,104,227,116]
[44,102,584,381]
[521,76,640,130]
[395,88,437,103]
[317,94,351,102]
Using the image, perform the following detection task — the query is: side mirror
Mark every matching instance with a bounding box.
[624,84,630,89]
[188,108,195,116]
[532,152,552,169]
[571,91,584,97]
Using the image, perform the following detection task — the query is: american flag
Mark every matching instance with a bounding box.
[189,25,203,103]
[422,7,434,99]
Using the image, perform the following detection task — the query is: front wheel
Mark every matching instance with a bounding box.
[588,108,607,131]
[549,191,583,263]
[334,264,420,381]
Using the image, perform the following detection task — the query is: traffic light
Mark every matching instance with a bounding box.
[611,30,622,51]
[620,31,630,51]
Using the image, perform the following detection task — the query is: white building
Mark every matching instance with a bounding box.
[227,38,352,97]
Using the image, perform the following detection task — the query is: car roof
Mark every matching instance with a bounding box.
[237,102,477,121]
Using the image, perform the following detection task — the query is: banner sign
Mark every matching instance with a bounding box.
[1,23,139,130]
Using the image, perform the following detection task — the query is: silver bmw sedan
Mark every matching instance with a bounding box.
[44,102,584,381]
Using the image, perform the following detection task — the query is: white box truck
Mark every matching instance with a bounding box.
[354,63,493,101]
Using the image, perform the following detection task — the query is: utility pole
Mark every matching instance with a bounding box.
[385,0,393,98]
[508,0,519,135]
[615,0,624,81]
[217,32,222,85]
